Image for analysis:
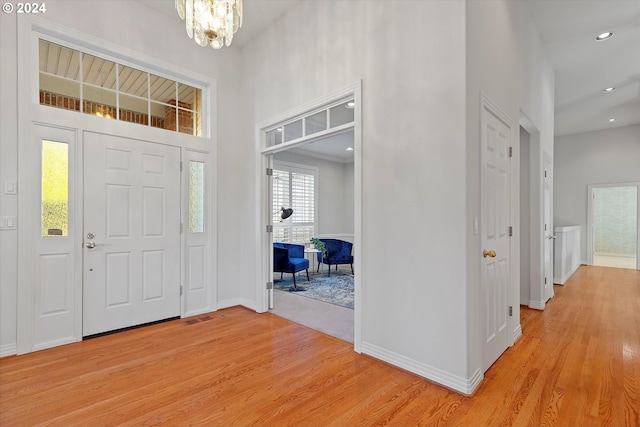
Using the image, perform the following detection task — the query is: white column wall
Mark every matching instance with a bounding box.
[241,0,470,384]
[0,10,19,356]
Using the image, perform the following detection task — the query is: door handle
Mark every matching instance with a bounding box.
[85,241,96,249]
[546,235,556,240]
[483,249,496,258]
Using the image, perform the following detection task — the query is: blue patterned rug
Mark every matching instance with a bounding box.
[273,270,354,309]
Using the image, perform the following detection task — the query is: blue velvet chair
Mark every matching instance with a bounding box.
[316,239,353,276]
[273,242,310,288]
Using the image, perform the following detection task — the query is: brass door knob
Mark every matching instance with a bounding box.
[483,249,496,258]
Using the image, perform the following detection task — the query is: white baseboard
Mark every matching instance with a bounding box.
[217,298,257,312]
[554,262,582,285]
[527,299,546,310]
[0,343,17,358]
[33,336,76,352]
[513,324,522,343]
[361,341,483,395]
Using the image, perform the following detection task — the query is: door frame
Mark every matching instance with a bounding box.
[519,113,546,310]
[543,151,554,301]
[16,18,217,354]
[587,182,640,269]
[255,81,362,352]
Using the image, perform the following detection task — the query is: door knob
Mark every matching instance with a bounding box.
[85,241,96,249]
[483,249,496,258]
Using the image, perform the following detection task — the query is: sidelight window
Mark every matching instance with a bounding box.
[41,140,68,237]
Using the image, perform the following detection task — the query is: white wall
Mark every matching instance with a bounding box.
[0,9,19,356]
[554,124,640,262]
[273,151,354,236]
[0,0,243,354]
[240,0,470,388]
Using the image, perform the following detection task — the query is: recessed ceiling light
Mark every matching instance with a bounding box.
[595,32,614,41]
[345,101,355,109]
[608,118,616,122]
[602,87,616,93]
[346,147,354,151]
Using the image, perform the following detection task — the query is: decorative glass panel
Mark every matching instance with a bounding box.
[41,140,68,237]
[118,65,148,98]
[38,39,205,136]
[150,74,176,103]
[305,111,327,136]
[188,161,205,233]
[39,40,81,111]
[266,128,283,146]
[329,103,354,128]
[284,119,303,142]
[39,39,203,136]
[82,84,117,119]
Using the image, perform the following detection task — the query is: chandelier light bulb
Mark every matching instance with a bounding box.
[176,0,242,49]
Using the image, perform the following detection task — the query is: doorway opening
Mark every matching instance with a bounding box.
[269,132,355,343]
[588,184,639,270]
[257,82,362,350]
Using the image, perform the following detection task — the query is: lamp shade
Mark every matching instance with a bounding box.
[280,208,293,220]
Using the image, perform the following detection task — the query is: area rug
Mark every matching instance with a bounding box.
[273,270,354,309]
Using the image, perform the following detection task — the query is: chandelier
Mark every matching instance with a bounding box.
[175,0,243,49]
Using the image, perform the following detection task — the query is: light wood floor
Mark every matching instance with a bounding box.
[1,265,638,426]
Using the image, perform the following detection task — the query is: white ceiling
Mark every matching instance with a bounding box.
[141,0,640,147]
[526,0,640,136]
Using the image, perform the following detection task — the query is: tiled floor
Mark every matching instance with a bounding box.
[593,254,637,269]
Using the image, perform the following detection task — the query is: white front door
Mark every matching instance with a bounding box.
[481,100,512,372]
[83,133,181,336]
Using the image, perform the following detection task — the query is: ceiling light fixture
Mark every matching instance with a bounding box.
[595,32,613,41]
[175,0,243,49]
[608,118,616,122]
[345,101,355,109]
[602,87,616,93]
[346,147,354,151]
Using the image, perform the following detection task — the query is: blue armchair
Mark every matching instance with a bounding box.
[273,242,310,288]
[316,239,353,276]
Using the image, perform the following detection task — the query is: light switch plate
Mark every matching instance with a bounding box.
[4,181,17,195]
[0,216,17,230]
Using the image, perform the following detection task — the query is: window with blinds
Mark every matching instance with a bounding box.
[273,162,316,244]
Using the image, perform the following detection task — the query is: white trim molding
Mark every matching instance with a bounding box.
[361,341,484,395]
[0,343,17,358]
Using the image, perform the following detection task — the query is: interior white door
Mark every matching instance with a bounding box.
[543,156,555,301]
[83,133,181,337]
[481,102,512,372]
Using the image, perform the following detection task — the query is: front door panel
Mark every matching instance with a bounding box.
[83,133,181,336]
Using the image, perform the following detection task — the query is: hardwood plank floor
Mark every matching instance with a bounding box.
[1,265,638,426]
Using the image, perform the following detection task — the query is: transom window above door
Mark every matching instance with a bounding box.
[38,39,204,137]
[265,99,355,147]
